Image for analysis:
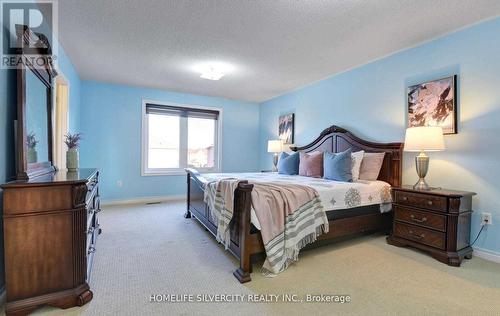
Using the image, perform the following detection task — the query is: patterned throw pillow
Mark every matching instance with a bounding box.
[351,150,365,182]
[299,151,323,178]
[323,149,353,182]
[359,152,385,181]
[278,152,300,175]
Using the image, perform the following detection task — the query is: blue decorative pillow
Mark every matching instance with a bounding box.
[278,152,300,175]
[323,149,353,182]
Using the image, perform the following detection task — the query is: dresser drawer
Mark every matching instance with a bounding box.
[394,222,446,250]
[86,186,98,206]
[86,243,96,282]
[394,206,446,232]
[87,208,95,230]
[86,226,94,253]
[93,194,101,211]
[86,173,98,192]
[394,191,447,212]
[85,174,98,204]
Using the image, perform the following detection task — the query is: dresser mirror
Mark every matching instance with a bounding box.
[15,25,57,180]
[25,68,50,165]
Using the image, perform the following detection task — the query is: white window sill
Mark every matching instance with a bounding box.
[142,169,220,177]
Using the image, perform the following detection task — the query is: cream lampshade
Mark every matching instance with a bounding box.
[404,126,445,190]
[267,140,283,171]
[267,140,283,153]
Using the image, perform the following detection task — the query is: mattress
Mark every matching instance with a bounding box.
[200,172,393,230]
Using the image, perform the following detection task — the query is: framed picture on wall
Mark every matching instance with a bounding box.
[278,113,294,144]
[407,75,457,134]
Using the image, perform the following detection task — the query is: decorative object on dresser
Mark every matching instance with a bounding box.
[278,113,294,144]
[407,75,457,134]
[1,25,99,316]
[267,139,283,171]
[387,186,475,266]
[26,132,39,164]
[65,132,83,171]
[404,126,445,190]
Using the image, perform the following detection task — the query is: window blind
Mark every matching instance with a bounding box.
[145,103,219,120]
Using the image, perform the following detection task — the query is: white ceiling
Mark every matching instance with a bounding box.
[58,0,500,102]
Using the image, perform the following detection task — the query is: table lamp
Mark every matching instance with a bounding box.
[267,140,283,171]
[404,126,445,190]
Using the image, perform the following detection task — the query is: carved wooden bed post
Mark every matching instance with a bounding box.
[232,182,254,283]
[184,171,192,218]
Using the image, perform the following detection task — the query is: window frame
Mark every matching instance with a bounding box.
[141,99,223,176]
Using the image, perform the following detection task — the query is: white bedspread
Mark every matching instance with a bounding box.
[200,172,392,230]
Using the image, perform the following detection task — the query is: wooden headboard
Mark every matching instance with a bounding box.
[290,125,403,187]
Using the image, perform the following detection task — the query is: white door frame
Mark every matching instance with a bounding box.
[54,72,70,170]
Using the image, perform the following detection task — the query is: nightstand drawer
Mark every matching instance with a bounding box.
[394,191,447,212]
[394,206,446,232]
[394,222,446,250]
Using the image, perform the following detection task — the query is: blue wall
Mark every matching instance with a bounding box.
[80,81,260,202]
[260,17,500,254]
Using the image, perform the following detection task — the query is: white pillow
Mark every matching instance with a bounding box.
[359,152,386,181]
[351,150,364,182]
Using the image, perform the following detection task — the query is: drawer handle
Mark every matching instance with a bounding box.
[427,200,433,206]
[88,246,96,254]
[410,214,427,223]
[408,230,425,240]
[402,196,408,201]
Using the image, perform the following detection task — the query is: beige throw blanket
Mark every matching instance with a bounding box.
[205,178,240,247]
[205,179,329,275]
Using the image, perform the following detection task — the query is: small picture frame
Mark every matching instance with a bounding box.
[407,75,457,134]
[278,113,294,144]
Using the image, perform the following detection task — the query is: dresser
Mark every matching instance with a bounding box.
[1,169,101,316]
[387,186,475,266]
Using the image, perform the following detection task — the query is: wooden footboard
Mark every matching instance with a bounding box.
[185,169,393,283]
[184,124,402,283]
[185,169,261,283]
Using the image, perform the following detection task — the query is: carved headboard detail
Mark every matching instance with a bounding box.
[290,125,403,187]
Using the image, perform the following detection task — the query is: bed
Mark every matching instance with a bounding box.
[185,125,403,283]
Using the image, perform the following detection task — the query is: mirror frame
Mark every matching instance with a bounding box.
[15,25,58,180]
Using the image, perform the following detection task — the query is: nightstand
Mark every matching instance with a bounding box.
[387,186,476,266]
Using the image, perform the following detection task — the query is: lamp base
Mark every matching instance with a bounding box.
[272,153,279,172]
[413,178,430,190]
[413,151,430,190]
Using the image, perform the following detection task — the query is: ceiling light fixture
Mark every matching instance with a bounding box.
[193,62,234,81]
[200,66,225,80]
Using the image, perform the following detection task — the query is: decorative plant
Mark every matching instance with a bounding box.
[64,132,82,150]
[26,132,38,149]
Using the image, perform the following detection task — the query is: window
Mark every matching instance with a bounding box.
[142,101,221,175]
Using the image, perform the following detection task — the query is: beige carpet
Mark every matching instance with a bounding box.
[21,201,500,316]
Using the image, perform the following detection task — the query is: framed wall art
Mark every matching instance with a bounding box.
[278,113,294,144]
[407,75,457,134]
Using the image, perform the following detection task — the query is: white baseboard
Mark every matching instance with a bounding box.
[102,195,184,207]
[473,247,500,263]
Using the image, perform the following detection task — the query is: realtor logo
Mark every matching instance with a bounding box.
[1,0,58,69]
